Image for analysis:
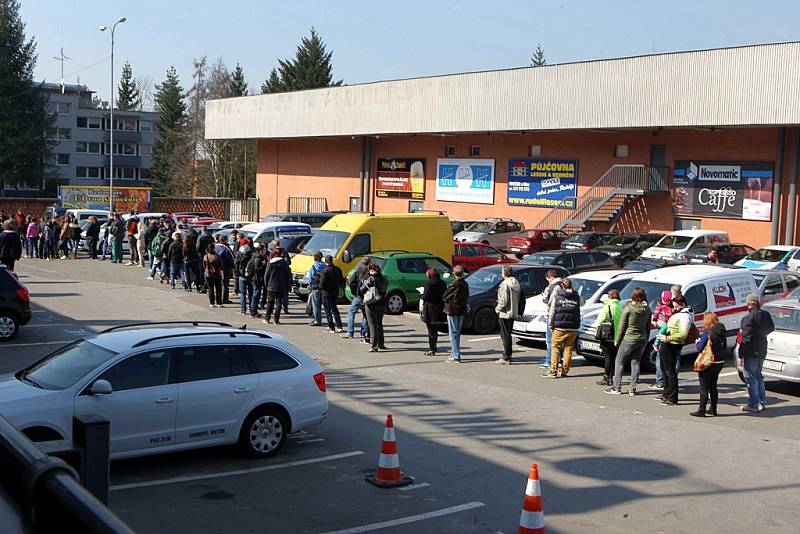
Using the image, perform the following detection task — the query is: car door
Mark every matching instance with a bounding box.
[482,245,506,267]
[571,253,595,273]
[487,223,505,248]
[553,254,574,273]
[761,274,785,303]
[782,273,800,296]
[175,345,257,445]
[395,257,429,300]
[457,245,479,272]
[75,349,177,454]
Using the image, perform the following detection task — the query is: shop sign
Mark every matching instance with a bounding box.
[435,158,495,204]
[59,185,151,213]
[376,158,426,200]
[672,161,774,221]
[506,158,578,209]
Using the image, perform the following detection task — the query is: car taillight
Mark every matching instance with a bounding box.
[582,245,590,251]
[16,288,29,303]
[313,372,326,392]
[736,329,743,346]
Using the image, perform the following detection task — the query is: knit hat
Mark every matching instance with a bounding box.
[661,290,672,303]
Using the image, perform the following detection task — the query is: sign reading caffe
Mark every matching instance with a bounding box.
[672,161,775,221]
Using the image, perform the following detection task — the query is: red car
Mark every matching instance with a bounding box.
[507,229,569,258]
[453,242,518,274]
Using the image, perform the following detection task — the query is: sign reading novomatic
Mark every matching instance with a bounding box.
[59,186,151,213]
[435,158,495,204]
[507,159,578,209]
[376,158,426,200]
[672,161,774,221]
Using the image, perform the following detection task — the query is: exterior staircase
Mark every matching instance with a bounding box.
[534,164,670,233]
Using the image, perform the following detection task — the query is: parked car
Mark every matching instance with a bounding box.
[453,242,517,274]
[0,322,328,458]
[0,266,31,341]
[623,257,679,272]
[171,212,213,225]
[261,212,344,228]
[507,229,569,258]
[208,221,255,231]
[513,270,635,344]
[343,252,453,314]
[453,218,525,250]
[686,243,755,264]
[464,264,569,334]
[594,233,664,265]
[450,220,480,235]
[734,297,800,384]
[521,250,618,274]
[560,231,615,251]
[785,248,800,272]
[639,230,730,262]
[750,269,800,304]
[238,222,314,248]
[735,245,800,270]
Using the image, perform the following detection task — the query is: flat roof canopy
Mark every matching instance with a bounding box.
[206,42,800,140]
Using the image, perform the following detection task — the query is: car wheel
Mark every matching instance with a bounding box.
[386,291,406,315]
[473,307,497,334]
[0,312,19,341]
[239,408,287,458]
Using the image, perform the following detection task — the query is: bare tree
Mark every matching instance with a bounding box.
[134,75,155,111]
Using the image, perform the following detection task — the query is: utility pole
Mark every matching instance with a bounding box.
[192,59,205,196]
[53,47,71,94]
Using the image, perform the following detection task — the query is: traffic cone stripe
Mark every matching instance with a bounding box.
[523,494,542,512]
[378,453,400,469]
[365,414,413,488]
[383,427,396,442]
[381,441,398,455]
[518,510,545,532]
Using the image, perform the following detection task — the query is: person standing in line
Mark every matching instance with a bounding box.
[203,243,224,308]
[595,288,623,386]
[495,265,522,364]
[543,277,581,378]
[234,238,255,314]
[271,239,292,314]
[363,263,388,352]
[263,246,292,325]
[126,212,138,265]
[319,255,345,333]
[167,232,184,289]
[442,265,469,363]
[539,269,564,369]
[215,235,235,304]
[68,217,81,259]
[605,287,652,395]
[307,252,326,326]
[41,220,54,261]
[99,214,111,261]
[25,218,39,258]
[421,268,447,356]
[109,213,126,264]
[144,218,159,268]
[0,220,22,270]
[691,312,727,417]
[246,243,266,318]
[58,216,70,259]
[136,218,147,267]
[738,294,775,413]
[650,290,674,390]
[196,227,215,291]
[85,216,101,260]
[655,295,693,406]
[343,257,371,341]
[146,228,166,280]
[182,232,201,292]
[157,230,173,283]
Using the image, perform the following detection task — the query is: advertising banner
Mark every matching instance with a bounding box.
[672,161,774,221]
[59,186,151,213]
[507,159,578,209]
[435,158,495,204]
[376,158,426,200]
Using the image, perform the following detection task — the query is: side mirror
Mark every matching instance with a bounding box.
[342,251,352,263]
[90,379,113,395]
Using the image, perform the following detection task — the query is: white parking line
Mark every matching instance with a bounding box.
[680,371,738,384]
[110,450,365,491]
[398,482,430,492]
[2,340,75,348]
[471,336,500,342]
[295,438,325,444]
[320,501,485,534]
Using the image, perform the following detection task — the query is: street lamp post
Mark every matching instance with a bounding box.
[99,17,126,213]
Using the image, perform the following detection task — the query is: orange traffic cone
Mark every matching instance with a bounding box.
[518,463,545,534]
[365,414,414,488]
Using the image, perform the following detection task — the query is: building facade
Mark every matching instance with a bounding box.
[206,43,800,248]
[44,83,159,190]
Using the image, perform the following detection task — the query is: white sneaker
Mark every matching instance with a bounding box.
[209,304,215,308]
[146,276,154,280]
[335,327,344,333]
[60,255,66,260]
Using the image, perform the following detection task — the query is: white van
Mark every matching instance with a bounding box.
[238,222,313,246]
[66,209,110,224]
[639,230,729,262]
[576,265,758,364]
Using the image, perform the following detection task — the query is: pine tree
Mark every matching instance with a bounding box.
[116,60,140,111]
[261,68,283,94]
[230,63,248,96]
[276,28,342,91]
[530,43,547,67]
[151,66,187,196]
[0,0,53,192]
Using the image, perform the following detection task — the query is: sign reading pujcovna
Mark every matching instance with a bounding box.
[507,159,578,209]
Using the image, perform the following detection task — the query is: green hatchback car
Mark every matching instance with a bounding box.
[344,252,454,314]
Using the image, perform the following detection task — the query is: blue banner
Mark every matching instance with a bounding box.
[435,158,495,204]
[507,159,578,209]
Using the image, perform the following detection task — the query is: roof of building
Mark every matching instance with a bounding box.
[206,42,800,140]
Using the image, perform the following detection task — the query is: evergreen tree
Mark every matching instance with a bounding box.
[230,63,248,96]
[0,0,53,191]
[116,60,140,111]
[151,66,187,196]
[530,43,546,67]
[276,28,342,91]
[260,68,283,94]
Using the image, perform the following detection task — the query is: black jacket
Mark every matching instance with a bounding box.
[234,246,253,278]
[265,257,292,294]
[245,254,266,286]
[159,237,173,260]
[421,275,447,324]
[168,240,184,264]
[144,223,159,247]
[197,233,215,257]
[443,277,469,317]
[739,307,775,359]
[362,273,388,307]
[0,230,22,261]
[319,264,345,297]
[550,287,580,330]
[349,263,368,295]
[183,236,199,263]
[85,222,100,239]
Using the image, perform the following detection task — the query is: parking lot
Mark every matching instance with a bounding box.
[5,258,800,533]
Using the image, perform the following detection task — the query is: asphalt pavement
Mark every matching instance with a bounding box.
[4,256,800,533]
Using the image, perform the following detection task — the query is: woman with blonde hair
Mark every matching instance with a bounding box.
[691,312,726,417]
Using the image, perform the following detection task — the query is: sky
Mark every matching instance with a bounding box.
[19,0,800,106]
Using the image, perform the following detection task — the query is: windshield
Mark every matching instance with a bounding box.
[21,340,117,390]
[747,248,789,262]
[607,235,638,246]
[466,221,493,233]
[569,277,605,305]
[765,304,800,333]
[563,233,590,244]
[619,281,670,310]
[239,230,257,240]
[301,229,349,257]
[522,253,560,265]
[654,235,692,249]
[465,267,502,292]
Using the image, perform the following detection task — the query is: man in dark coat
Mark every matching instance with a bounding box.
[442,265,469,363]
[739,294,775,413]
[543,277,580,378]
[263,247,292,324]
[421,269,447,356]
[319,255,344,333]
[0,220,23,271]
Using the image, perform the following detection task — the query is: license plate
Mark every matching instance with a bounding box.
[690,258,703,263]
[511,247,520,252]
[763,360,784,372]
[578,339,601,352]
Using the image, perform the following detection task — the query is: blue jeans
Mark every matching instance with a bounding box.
[239,277,252,314]
[543,324,553,366]
[169,262,182,288]
[347,296,368,337]
[447,315,463,360]
[251,286,263,316]
[310,289,322,323]
[742,357,766,409]
[149,259,162,278]
[655,346,681,385]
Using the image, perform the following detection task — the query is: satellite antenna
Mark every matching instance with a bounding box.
[53,46,71,94]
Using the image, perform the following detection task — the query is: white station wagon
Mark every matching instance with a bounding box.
[1,322,328,459]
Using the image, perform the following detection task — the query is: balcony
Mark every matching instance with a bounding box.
[103,155,141,167]
[105,130,141,142]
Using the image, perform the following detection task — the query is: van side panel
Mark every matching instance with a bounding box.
[364,216,454,265]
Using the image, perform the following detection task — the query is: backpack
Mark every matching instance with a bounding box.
[686,322,700,344]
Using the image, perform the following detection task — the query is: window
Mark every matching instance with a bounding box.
[529,144,542,158]
[76,116,101,129]
[140,168,152,180]
[763,275,784,296]
[445,145,456,157]
[408,201,423,213]
[98,350,173,391]
[515,269,535,295]
[246,345,299,373]
[56,153,69,166]
[104,143,136,155]
[76,142,101,154]
[684,284,708,313]
[424,257,452,273]
[483,246,503,258]
[397,258,427,274]
[177,346,251,382]
[76,167,87,178]
[458,245,481,257]
[23,340,117,391]
[139,144,153,156]
[615,144,629,158]
[572,253,594,268]
[591,252,612,264]
[105,167,135,179]
[470,145,481,156]
[345,234,371,258]
[783,274,800,292]
[554,255,573,269]
[139,120,153,132]
[49,102,70,115]
[602,279,629,297]
[48,128,71,140]
[77,117,87,128]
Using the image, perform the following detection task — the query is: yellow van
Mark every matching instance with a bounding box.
[291,213,453,298]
